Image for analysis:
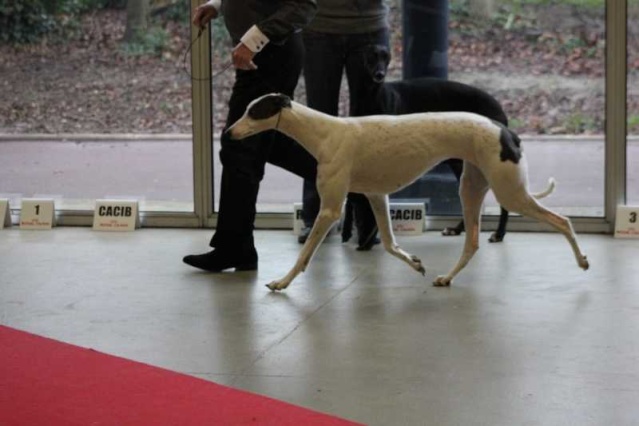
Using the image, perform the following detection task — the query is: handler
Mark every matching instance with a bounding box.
[184,0,317,272]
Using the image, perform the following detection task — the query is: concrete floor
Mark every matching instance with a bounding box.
[1,227,639,425]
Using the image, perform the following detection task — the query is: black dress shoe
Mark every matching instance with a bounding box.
[441,220,465,237]
[357,227,380,251]
[183,247,257,272]
[298,226,311,244]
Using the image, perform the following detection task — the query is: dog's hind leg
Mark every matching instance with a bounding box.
[435,163,489,286]
[500,194,589,271]
[366,194,426,275]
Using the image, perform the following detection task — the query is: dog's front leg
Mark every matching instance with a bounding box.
[266,175,349,292]
[366,194,426,275]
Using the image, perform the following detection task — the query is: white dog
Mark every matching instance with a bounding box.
[227,93,589,291]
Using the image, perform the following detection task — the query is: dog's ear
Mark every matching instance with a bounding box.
[248,93,292,120]
[273,93,292,110]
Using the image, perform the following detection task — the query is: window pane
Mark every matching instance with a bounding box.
[416,0,605,217]
[629,1,639,205]
[0,4,194,213]
[210,0,606,218]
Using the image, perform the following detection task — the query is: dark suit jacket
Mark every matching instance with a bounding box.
[221,0,317,44]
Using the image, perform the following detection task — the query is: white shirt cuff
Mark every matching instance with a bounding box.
[240,25,270,53]
[206,0,221,12]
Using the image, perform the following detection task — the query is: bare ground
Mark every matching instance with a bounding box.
[1,5,637,136]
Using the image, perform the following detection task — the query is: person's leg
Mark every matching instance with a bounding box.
[214,34,306,240]
[183,70,265,272]
[184,35,304,272]
[299,31,346,241]
[344,28,390,250]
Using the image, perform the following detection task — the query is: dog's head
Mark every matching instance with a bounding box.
[227,93,292,139]
[363,44,390,84]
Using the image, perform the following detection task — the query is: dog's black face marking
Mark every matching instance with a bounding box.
[248,94,292,120]
[497,124,522,164]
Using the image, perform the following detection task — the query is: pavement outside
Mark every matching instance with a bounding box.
[0,135,638,215]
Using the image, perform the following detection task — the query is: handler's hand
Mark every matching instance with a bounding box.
[192,3,218,28]
[232,43,258,70]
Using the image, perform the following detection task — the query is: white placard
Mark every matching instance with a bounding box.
[93,200,140,231]
[0,199,11,229]
[293,202,304,235]
[19,199,55,230]
[614,205,639,239]
[293,201,425,236]
[389,202,425,235]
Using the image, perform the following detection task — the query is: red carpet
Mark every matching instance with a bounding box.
[0,326,363,426]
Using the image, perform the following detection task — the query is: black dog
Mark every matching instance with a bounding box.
[343,46,511,245]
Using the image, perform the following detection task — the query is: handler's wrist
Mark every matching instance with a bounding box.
[206,0,221,10]
[240,25,269,53]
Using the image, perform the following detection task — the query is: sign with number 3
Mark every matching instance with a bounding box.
[615,205,639,238]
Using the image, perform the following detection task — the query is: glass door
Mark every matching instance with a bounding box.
[629,0,639,205]
[204,0,614,233]
[0,0,198,226]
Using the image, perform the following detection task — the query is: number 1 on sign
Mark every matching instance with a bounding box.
[19,199,55,230]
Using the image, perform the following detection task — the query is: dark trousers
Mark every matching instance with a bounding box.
[301,28,390,228]
[211,33,317,248]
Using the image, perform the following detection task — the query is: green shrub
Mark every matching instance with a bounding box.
[0,0,126,44]
[0,1,55,43]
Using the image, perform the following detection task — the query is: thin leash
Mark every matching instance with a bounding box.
[181,26,280,93]
[182,26,233,81]
[182,25,285,131]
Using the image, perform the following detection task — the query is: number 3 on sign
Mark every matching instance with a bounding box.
[615,205,639,239]
[20,199,55,230]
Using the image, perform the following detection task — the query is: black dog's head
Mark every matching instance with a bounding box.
[364,44,391,84]
[227,93,292,139]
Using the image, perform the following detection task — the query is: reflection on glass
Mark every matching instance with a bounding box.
[0,2,194,212]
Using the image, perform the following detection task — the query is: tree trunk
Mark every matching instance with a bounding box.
[123,0,150,42]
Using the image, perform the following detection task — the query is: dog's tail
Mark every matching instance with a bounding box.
[532,177,556,199]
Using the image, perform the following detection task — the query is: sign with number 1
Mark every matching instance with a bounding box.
[19,199,55,230]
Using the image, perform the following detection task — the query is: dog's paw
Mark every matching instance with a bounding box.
[579,255,590,271]
[266,280,290,292]
[433,275,452,287]
[410,255,426,275]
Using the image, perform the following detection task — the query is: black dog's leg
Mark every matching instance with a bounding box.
[441,159,465,237]
[489,207,509,243]
[350,193,380,251]
[341,198,354,243]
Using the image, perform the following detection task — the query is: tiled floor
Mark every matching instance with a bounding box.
[1,227,638,425]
